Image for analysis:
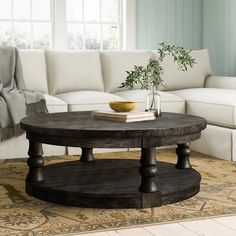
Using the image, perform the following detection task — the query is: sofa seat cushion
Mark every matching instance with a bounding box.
[170,88,236,128]
[55,91,125,111]
[43,94,68,113]
[114,90,185,114]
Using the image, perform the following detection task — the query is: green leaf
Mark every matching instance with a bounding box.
[119,42,196,90]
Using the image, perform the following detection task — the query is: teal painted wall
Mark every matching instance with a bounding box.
[136,0,202,50]
[203,0,236,76]
[136,0,236,76]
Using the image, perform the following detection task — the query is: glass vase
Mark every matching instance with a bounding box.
[145,87,161,117]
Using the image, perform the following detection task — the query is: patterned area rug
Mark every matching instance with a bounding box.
[0,149,236,236]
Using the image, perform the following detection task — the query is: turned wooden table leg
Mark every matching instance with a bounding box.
[139,147,158,193]
[176,143,192,169]
[80,148,95,162]
[27,140,44,182]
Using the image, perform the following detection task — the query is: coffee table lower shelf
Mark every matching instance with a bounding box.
[26,159,201,208]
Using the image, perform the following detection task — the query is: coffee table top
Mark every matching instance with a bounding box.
[21,111,206,148]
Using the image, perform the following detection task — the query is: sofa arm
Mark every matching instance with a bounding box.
[204,76,236,89]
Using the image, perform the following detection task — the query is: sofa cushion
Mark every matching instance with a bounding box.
[101,51,152,93]
[19,50,48,94]
[170,88,236,128]
[43,94,67,113]
[55,91,125,111]
[152,49,211,91]
[46,50,104,95]
[114,90,185,114]
[0,134,66,159]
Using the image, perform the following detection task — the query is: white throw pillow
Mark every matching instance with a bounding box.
[152,49,212,91]
[46,50,104,95]
[19,50,49,94]
[101,51,152,93]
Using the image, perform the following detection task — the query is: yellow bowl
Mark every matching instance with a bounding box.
[109,101,136,112]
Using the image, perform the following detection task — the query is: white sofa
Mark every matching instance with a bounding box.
[1,49,236,161]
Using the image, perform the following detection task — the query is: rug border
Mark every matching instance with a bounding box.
[56,213,236,236]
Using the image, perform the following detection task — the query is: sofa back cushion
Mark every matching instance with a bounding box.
[101,51,151,93]
[46,50,104,95]
[19,50,49,94]
[152,49,211,91]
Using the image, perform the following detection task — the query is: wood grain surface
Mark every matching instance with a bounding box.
[21,111,206,208]
[21,111,207,148]
[26,159,201,208]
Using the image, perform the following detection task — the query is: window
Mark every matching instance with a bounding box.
[0,0,51,49]
[66,0,122,50]
[0,0,132,50]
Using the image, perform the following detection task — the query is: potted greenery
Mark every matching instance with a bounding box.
[120,42,196,116]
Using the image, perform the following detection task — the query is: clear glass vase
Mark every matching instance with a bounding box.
[145,87,161,117]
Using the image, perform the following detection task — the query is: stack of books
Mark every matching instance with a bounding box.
[92,111,156,123]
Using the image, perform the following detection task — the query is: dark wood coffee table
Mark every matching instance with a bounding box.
[20,111,206,208]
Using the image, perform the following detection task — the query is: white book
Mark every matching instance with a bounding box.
[92,111,156,123]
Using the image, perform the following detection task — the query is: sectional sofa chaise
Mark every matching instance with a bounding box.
[1,49,236,161]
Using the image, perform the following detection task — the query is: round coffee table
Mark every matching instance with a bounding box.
[20,111,207,208]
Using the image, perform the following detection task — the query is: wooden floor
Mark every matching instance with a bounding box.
[79,215,236,236]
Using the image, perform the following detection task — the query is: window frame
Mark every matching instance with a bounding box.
[54,0,124,50]
[0,0,136,50]
[123,0,136,50]
[65,0,123,50]
[0,0,53,49]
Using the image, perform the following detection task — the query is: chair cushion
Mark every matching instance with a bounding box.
[101,51,152,93]
[170,88,236,128]
[152,49,211,91]
[46,50,104,95]
[55,91,125,111]
[19,50,49,94]
[114,90,185,114]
